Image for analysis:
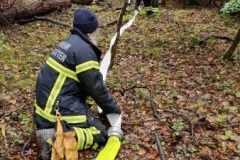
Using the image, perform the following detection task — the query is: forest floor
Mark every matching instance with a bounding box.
[0,1,240,160]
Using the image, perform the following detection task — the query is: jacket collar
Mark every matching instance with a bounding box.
[70,28,102,61]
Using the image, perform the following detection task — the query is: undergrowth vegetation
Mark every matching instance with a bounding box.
[0,1,240,159]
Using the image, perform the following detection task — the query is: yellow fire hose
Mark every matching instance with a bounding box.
[96,136,121,160]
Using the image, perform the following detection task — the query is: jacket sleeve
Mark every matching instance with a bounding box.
[77,69,121,114]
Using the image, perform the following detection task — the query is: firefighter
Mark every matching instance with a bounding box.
[134,0,159,15]
[34,8,122,159]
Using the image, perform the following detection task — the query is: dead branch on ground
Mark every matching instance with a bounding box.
[154,131,166,160]
[120,83,196,141]
[18,16,71,27]
[121,83,162,120]
[199,35,233,46]
[0,104,26,121]
[21,131,34,160]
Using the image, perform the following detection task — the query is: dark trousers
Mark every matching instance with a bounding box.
[135,0,151,8]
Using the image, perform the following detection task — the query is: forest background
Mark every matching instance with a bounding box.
[0,0,240,159]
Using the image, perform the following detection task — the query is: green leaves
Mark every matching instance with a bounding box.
[172,121,185,136]
[0,34,11,53]
[235,91,240,98]
[1,2,240,159]
[220,0,240,14]
[219,130,235,141]
[131,144,139,151]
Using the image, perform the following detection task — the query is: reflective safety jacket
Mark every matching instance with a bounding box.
[35,28,121,130]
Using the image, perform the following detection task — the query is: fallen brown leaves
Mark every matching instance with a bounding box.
[0,1,240,159]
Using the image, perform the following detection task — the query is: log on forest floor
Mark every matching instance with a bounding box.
[0,0,72,26]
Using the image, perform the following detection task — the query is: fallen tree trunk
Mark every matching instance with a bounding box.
[0,0,72,25]
[71,0,93,4]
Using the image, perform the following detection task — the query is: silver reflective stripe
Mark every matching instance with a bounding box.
[46,57,79,82]
[76,61,99,74]
[73,127,85,150]
[45,74,66,113]
[83,128,93,149]
[35,104,86,123]
[90,126,100,135]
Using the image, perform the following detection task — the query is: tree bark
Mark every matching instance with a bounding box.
[0,0,72,25]
[71,0,93,4]
[110,0,128,69]
[223,29,240,60]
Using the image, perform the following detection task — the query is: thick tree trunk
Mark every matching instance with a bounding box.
[223,29,240,60]
[0,0,72,25]
[71,0,93,4]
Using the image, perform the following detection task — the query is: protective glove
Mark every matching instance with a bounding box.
[63,131,78,160]
[51,142,63,160]
[51,117,64,160]
[62,120,78,160]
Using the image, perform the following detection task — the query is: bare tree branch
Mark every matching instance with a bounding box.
[223,28,240,60]
[18,16,71,27]
[199,35,233,46]
[154,131,166,160]
[110,0,128,69]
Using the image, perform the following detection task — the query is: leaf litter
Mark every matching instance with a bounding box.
[0,1,240,160]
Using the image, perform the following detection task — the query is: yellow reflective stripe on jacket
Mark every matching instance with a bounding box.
[83,128,93,149]
[45,74,66,113]
[46,57,79,82]
[35,104,86,123]
[90,126,101,135]
[76,61,99,74]
[73,127,85,150]
[86,96,95,106]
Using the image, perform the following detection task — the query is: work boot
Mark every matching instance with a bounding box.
[134,5,140,11]
[146,10,154,15]
[36,128,55,160]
